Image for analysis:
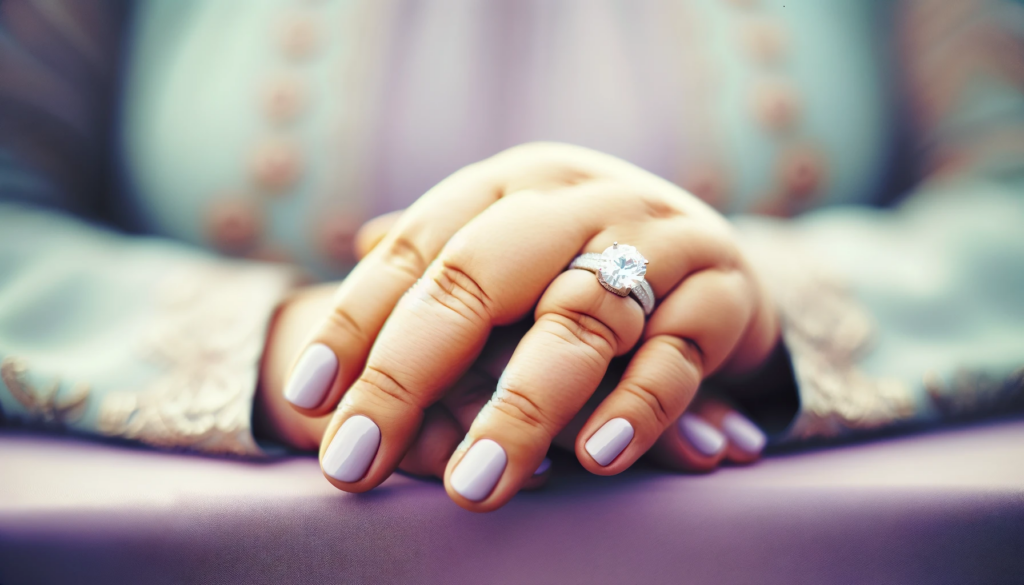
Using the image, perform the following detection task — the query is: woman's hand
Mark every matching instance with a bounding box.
[353,206,771,480]
[256,284,554,490]
[283,143,779,511]
[256,282,765,487]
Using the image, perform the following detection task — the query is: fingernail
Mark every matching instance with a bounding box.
[679,414,726,457]
[451,439,507,502]
[284,343,338,409]
[322,415,380,482]
[585,418,634,466]
[721,412,767,454]
[533,457,552,476]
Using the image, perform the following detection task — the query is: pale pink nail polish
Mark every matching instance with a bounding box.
[451,439,507,502]
[322,415,380,482]
[585,418,634,466]
[533,457,552,476]
[284,343,337,409]
[679,414,726,457]
[721,412,767,454]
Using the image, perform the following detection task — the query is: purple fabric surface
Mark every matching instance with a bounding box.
[2,421,1024,584]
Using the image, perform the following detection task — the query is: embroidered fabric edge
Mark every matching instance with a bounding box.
[93,262,299,457]
[736,223,918,442]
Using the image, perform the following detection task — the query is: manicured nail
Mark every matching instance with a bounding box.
[322,415,380,482]
[721,412,767,454]
[284,343,338,409]
[451,439,507,502]
[679,414,726,457]
[533,457,552,476]
[585,418,634,466]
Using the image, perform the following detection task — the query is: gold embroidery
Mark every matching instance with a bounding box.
[96,263,295,457]
[783,345,916,440]
[1,356,90,424]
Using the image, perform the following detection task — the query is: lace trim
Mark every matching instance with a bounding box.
[739,225,917,440]
[0,356,90,425]
[95,263,295,456]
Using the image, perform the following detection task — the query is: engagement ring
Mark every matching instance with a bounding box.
[569,242,655,315]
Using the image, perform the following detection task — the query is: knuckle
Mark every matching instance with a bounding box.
[640,194,685,220]
[661,335,706,381]
[356,365,421,411]
[619,381,673,429]
[426,262,494,322]
[328,305,370,345]
[719,270,756,310]
[699,226,742,267]
[492,143,596,189]
[489,384,554,434]
[379,234,428,281]
[545,311,619,363]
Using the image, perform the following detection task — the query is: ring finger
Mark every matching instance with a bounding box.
[443,220,725,510]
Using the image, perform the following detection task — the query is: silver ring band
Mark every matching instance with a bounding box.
[569,244,656,316]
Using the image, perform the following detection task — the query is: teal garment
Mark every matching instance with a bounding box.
[0,203,294,455]
[737,177,1024,440]
[0,1,295,455]
[119,0,896,265]
[1,0,1023,454]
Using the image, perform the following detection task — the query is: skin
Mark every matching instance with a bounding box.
[262,143,780,511]
[256,282,760,483]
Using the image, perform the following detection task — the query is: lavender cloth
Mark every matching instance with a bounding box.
[2,420,1023,584]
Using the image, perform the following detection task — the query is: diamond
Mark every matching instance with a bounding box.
[597,243,648,292]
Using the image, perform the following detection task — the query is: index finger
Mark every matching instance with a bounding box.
[281,166,499,414]
[282,145,634,416]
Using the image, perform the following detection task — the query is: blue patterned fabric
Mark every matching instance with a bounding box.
[1,0,1022,452]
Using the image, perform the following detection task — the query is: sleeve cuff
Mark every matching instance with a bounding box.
[735,219,918,442]
[92,261,299,457]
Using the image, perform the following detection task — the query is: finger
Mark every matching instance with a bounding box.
[576,268,755,475]
[255,282,338,451]
[398,369,552,488]
[285,144,650,416]
[444,268,645,510]
[397,405,463,479]
[284,168,503,416]
[689,396,767,464]
[439,367,554,490]
[354,210,404,260]
[321,183,681,495]
[647,393,766,472]
[522,456,553,491]
[648,408,729,473]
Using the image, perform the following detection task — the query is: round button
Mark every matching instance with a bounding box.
[279,15,319,60]
[317,213,362,264]
[680,164,730,210]
[750,191,790,217]
[248,245,292,265]
[206,197,264,253]
[778,145,827,201]
[751,79,801,132]
[741,19,788,64]
[262,76,306,123]
[250,139,302,193]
